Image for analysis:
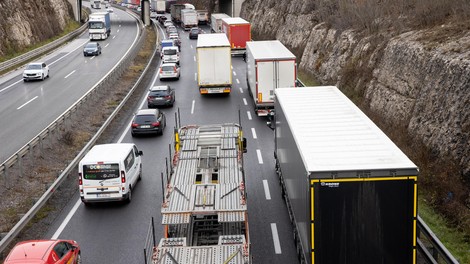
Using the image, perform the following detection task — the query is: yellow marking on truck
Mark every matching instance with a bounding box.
[312,252,315,264]
[413,249,417,264]
[413,219,417,247]
[318,176,415,182]
[414,182,418,217]
[258,93,262,103]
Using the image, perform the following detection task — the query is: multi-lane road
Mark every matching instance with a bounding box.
[0,7,300,264]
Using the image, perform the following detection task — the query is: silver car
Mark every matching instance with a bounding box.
[159,63,180,80]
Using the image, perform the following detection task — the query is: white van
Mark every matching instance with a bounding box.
[161,46,180,65]
[79,143,143,205]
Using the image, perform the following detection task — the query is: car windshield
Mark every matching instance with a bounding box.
[135,115,156,123]
[191,28,199,33]
[85,43,97,48]
[163,49,177,55]
[162,65,175,71]
[26,64,41,70]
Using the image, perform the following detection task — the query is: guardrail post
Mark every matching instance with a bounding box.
[3,166,8,189]
[17,153,23,178]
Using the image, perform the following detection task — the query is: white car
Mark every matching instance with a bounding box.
[159,63,180,80]
[23,62,49,82]
[161,46,180,65]
[164,20,173,28]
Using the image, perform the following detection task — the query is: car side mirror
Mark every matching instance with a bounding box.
[138,150,143,156]
[242,138,247,153]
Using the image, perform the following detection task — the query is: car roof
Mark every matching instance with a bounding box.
[6,240,56,262]
[150,85,170,91]
[136,109,158,115]
[162,46,178,51]
[28,62,44,65]
[161,63,178,67]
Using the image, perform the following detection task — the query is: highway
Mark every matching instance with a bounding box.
[0,7,140,162]
[43,18,300,263]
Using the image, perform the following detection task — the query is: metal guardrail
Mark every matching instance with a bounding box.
[0,23,88,74]
[0,10,159,255]
[143,217,157,264]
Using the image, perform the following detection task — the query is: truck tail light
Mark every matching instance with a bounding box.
[121,171,126,183]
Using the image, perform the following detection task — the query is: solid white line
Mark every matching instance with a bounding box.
[251,127,257,139]
[51,199,81,239]
[193,56,196,62]
[247,111,252,120]
[0,81,21,93]
[239,87,243,93]
[263,180,271,200]
[271,223,282,254]
[64,70,76,79]
[17,96,38,110]
[256,149,263,164]
[243,98,247,105]
[236,79,240,84]
[233,71,237,76]
[191,100,195,114]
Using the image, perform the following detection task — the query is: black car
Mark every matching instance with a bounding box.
[131,109,166,136]
[157,15,167,24]
[147,85,175,107]
[189,27,202,39]
[83,42,102,56]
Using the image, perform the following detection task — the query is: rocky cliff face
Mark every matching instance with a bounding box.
[0,0,73,57]
[241,0,470,179]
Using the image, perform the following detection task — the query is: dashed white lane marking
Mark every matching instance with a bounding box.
[233,71,237,76]
[263,180,271,200]
[243,98,247,105]
[64,70,76,79]
[251,127,257,139]
[193,56,196,61]
[194,73,197,81]
[271,223,282,254]
[191,100,195,114]
[17,96,38,110]
[113,35,116,39]
[239,87,243,93]
[191,45,193,49]
[256,149,263,164]
[247,111,252,120]
[236,79,240,84]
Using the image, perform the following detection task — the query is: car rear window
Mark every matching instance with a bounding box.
[135,114,156,123]
[83,164,120,180]
[162,65,175,71]
[150,90,169,96]
[163,49,177,55]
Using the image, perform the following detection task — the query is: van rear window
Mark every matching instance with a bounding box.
[83,164,119,180]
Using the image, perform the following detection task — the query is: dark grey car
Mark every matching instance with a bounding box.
[131,109,166,136]
[83,42,102,56]
[147,85,175,107]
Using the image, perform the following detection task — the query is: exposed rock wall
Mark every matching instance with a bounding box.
[241,0,470,177]
[0,0,73,57]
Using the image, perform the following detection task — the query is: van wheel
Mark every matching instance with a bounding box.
[126,186,132,203]
[76,252,82,264]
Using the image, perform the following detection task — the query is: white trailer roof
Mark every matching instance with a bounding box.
[221,17,249,25]
[247,40,295,60]
[197,33,230,48]
[211,13,230,19]
[275,86,418,173]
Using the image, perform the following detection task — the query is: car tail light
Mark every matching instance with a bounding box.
[147,96,153,101]
[121,171,126,183]
[160,68,163,73]
[152,121,160,127]
[173,66,177,72]
[79,173,82,185]
[165,95,171,99]
[132,123,139,128]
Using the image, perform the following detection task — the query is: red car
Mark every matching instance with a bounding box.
[4,239,81,264]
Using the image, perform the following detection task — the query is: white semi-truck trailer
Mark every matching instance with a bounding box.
[246,40,296,116]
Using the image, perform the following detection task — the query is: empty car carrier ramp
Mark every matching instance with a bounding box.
[154,123,251,264]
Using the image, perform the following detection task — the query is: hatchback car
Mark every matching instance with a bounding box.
[189,27,202,39]
[147,85,175,108]
[23,62,49,82]
[168,34,181,48]
[159,63,180,80]
[167,25,177,35]
[4,239,81,264]
[131,109,166,136]
[83,42,102,56]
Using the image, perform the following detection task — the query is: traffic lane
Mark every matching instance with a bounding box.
[0,12,140,162]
